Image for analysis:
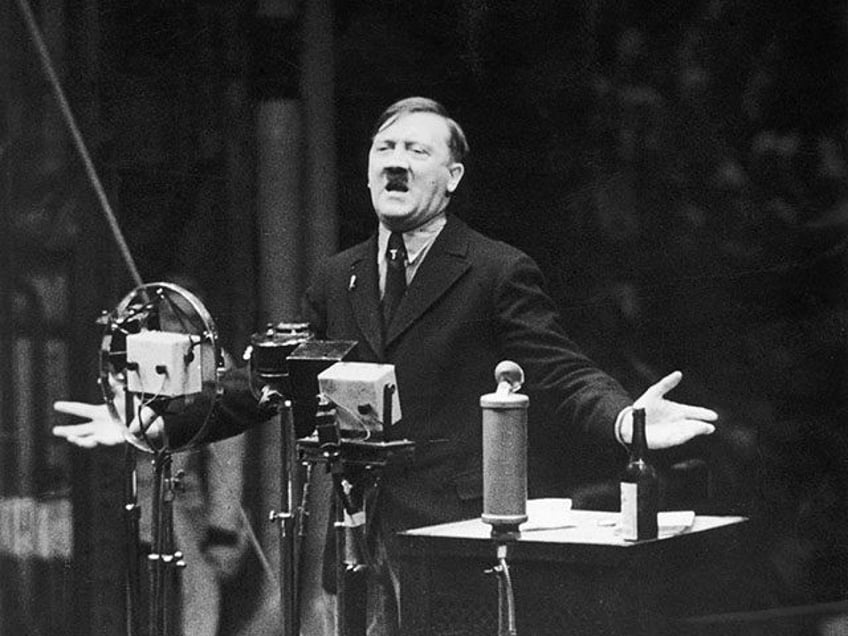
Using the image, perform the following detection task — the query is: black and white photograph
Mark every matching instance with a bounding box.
[1,1,847,634]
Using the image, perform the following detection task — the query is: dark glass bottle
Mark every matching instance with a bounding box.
[620,407,658,541]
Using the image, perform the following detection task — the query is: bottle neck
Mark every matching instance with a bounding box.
[630,407,648,460]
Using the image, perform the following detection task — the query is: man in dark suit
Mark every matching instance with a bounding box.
[301,96,718,634]
[54,96,718,635]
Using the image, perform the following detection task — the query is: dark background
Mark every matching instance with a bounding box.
[340,0,848,606]
[2,0,848,633]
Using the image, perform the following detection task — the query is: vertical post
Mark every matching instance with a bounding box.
[147,452,169,636]
[252,0,338,632]
[146,450,182,636]
[338,485,368,636]
[302,0,338,270]
[494,543,518,636]
[255,0,303,323]
[253,5,302,622]
[122,388,142,636]
[0,3,12,628]
[297,0,338,631]
[268,401,301,636]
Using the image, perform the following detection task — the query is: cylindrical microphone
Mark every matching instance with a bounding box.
[481,360,529,538]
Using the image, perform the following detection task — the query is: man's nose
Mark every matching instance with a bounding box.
[384,165,408,178]
[383,145,411,169]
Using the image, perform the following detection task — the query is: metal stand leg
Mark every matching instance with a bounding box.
[124,445,142,636]
[299,396,414,636]
[147,451,185,636]
[122,391,144,636]
[331,471,372,636]
[313,399,373,636]
[487,543,518,636]
[268,400,302,636]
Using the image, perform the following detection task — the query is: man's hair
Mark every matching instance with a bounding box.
[372,96,470,163]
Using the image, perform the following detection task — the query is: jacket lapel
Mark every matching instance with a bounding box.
[385,215,471,347]
[346,236,384,358]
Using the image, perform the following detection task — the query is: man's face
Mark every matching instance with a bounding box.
[367,111,464,232]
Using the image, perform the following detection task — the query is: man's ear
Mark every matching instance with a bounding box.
[446,162,465,194]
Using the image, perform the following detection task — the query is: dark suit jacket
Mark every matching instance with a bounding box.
[302,215,632,533]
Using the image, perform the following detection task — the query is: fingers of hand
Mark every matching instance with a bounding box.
[648,370,683,399]
[678,419,716,438]
[53,401,104,419]
[643,399,718,426]
[657,400,719,422]
[72,436,100,449]
[53,416,129,447]
[634,372,682,409]
[682,405,719,422]
[649,420,715,449]
[52,424,100,448]
[53,423,97,438]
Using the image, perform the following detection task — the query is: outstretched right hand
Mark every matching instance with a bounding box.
[53,401,128,448]
[53,400,162,449]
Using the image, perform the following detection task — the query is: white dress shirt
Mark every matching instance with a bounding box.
[377,213,447,297]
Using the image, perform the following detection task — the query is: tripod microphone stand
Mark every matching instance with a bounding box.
[298,393,414,636]
[316,398,374,636]
[247,322,321,636]
[120,389,186,636]
[98,282,227,636]
[250,335,365,635]
[146,447,185,636]
[122,419,142,636]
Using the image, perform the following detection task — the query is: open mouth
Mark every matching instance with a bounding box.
[385,179,409,193]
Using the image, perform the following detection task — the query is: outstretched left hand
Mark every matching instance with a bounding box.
[619,370,718,449]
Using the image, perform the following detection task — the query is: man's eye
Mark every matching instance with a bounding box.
[411,147,428,156]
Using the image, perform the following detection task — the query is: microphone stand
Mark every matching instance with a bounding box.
[299,396,414,636]
[95,285,225,636]
[262,388,302,636]
[314,398,373,636]
[481,361,529,636]
[486,537,518,636]
[147,449,185,636]
[122,391,142,636]
[121,388,185,636]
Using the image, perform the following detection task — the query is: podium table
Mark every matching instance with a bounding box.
[398,500,750,635]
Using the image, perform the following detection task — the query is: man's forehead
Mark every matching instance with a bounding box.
[373,111,451,144]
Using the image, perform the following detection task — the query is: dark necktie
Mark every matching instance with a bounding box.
[382,231,407,329]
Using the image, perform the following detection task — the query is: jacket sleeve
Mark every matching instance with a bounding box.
[162,362,274,449]
[493,250,633,442]
[162,261,334,448]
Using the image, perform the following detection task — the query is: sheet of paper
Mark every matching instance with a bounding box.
[522,498,573,531]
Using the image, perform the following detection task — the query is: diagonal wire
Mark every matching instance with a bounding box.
[16,0,281,605]
[16,0,284,613]
[14,0,144,288]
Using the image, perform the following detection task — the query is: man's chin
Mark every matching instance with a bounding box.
[375,205,415,225]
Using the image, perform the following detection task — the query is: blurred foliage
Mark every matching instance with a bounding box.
[335,0,848,604]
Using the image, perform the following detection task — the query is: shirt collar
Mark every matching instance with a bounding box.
[377,213,447,266]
